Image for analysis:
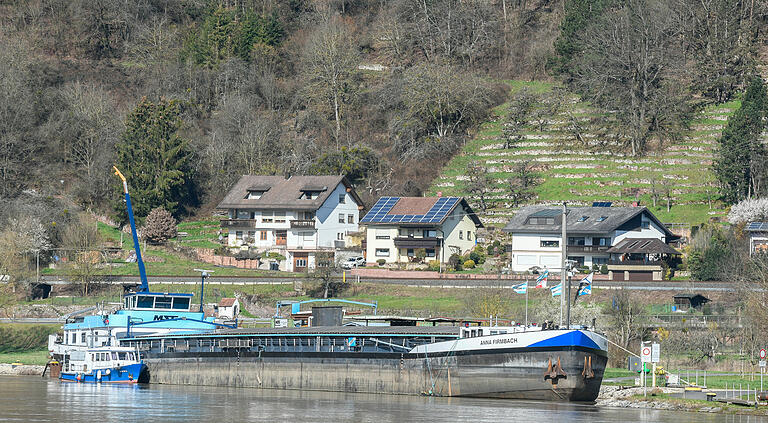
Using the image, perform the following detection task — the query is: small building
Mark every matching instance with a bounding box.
[217,298,240,319]
[360,196,483,265]
[673,293,710,311]
[746,222,768,256]
[605,238,680,281]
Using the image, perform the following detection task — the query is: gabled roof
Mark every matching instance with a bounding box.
[361,197,483,227]
[502,205,674,237]
[216,175,363,211]
[747,222,768,232]
[219,298,238,307]
[605,238,680,255]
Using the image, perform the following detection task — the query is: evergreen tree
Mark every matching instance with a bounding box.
[714,77,768,204]
[114,98,193,221]
[549,0,612,77]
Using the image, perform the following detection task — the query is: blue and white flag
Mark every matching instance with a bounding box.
[535,270,549,288]
[577,273,593,297]
[550,283,562,297]
[512,282,528,294]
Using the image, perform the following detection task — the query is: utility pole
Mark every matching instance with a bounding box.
[566,269,572,328]
[560,202,567,327]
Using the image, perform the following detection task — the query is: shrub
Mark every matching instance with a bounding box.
[142,207,177,244]
[486,244,495,255]
[427,260,440,271]
[448,253,463,271]
[377,258,386,266]
[415,248,427,263]
[463,259,476,269]
[600,264,608,274]
[469,247,486,265]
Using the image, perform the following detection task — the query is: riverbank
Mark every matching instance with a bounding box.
[0,363,44,376]
[598,386,768,415]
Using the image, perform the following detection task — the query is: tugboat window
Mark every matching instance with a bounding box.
[137,296,154,308]
[154,296,172,309]
[172,297,190,310]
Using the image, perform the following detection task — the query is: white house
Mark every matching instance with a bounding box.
[503,205,677,280]
[361,196,483,265]
[746,222,768,256]
[217,175,364,272]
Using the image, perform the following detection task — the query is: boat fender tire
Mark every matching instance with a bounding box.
[97,370,102,381]
[76,373,81,382]
[105,369,111,376]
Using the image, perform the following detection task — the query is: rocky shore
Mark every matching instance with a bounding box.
[0,363,45,376]
[597,385,756,414]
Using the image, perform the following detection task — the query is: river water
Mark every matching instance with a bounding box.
[1,376,766,423]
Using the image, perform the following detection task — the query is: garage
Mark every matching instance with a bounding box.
[628,271,653,281]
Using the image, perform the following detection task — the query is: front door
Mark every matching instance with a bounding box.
[276,230,287,245]
[294,253,308,272]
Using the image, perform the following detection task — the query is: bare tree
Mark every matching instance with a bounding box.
[508,162,539,206]
[604,289,648,366]
[503,88,538,149]
[466,161,491,212]
[62,216,102,296]
[309,252,343,299]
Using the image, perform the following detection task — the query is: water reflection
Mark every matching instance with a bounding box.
[0,376,765,423]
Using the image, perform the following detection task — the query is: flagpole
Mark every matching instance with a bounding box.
[525,279,529,327]
[560,202,567,327]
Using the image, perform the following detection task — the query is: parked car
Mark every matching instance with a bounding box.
[340,256,365,269]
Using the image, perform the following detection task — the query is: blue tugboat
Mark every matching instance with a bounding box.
[48,167,235,377]
[59,347,145,384]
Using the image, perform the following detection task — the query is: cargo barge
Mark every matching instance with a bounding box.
[122,324,607,401]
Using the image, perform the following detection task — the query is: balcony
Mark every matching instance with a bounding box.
[393,237,440,248]
[290,219,316,229]
[567,245,610,253]
[609,259,662,266]
[220,219,258,228]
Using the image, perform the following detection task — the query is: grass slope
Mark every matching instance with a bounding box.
[429,81,733,226]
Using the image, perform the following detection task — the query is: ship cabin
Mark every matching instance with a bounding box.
[123,292,194,312]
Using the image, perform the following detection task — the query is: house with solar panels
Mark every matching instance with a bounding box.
[746,222,768,255]
[217,175,364,272]
[503,204,678,280]
[360,196,483,265]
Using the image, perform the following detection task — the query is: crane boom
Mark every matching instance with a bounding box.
[113,166,149,292]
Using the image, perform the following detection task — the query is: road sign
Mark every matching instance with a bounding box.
[651,343,660,363]
[760,360,766,368]
[760,349,767,360]
[641,343,652,363]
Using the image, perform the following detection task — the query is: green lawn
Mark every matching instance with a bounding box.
[0,349,50,366]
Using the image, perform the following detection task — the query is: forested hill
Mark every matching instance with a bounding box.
[1,0,767,233]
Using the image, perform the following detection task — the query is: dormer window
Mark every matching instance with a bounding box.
[246,190,265,200]
[597,216,608,222]
[526,209,559,225]
[300,191,321,200]
[577,216,589,222]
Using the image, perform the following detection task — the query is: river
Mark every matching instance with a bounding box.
[0,376,766,422]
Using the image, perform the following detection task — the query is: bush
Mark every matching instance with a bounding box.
[463,259,476,269]
[486,244,495,256]
[600,264,608,274]
[427,260,440,271]
[469,246,486,265]
[448,253,463,271]
[377,258,386,266]
[142,207,177,244]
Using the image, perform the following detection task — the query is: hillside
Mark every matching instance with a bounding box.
[429,81,735,226]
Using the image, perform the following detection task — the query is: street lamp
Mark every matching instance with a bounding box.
[194,269,214,313]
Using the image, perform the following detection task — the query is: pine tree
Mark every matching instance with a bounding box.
[714,77,768,204]
[142,207,178,245]
[114,98,193,222]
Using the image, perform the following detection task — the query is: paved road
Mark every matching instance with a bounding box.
[37,275,743,291]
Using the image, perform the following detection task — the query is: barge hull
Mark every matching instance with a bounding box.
[144,347,606,401]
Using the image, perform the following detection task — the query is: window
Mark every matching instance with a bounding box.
[641,220,650,229]
[236,210,250,219]
[236,231,243,240]
[597,216,608,222]
[528,217,555,225]
[540,255,560,267]
[262,211,273,223]
[247,230,256,241]
[300,191,320,200]
[592,257,608,265]
[296,259,307,267]
[274,211,286,224]
[594,237,611,246]
[81,332,86,344]
[347,214,354,224]
[339,193,346,204]
[516,255,537,265]
[137,296,154,308]
[246,190,264,199]
[154,296,172,309]
[339,213,345,223]
[302,211,315,220]
[172,297,190,310]
[467,231,473,241]
[337,232,345,240]
[568,237,586,246]
[423,230,437,238]
[375,229,390,240]
[577,216,589,222]
[540,240,559,248]
[426,249,436,257]
[375,248,390,257]
[459,231,463,240]
[407,248,415,257]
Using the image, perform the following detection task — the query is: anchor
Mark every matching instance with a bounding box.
[543,357,567,387]
[581,356,594,379]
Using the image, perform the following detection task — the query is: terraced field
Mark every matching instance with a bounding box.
[429,81,735,226]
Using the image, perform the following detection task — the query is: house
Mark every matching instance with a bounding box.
[360,196,483,265]
[217,175,364,272]
[673,293,710,311]
[746,222,768,255]
[217,298,240,319]
[502,204,677,280]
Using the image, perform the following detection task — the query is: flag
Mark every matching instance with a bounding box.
[534,270,549,288]
[513,282,528,294]
[577,273,593,297]
[550,283,562,297]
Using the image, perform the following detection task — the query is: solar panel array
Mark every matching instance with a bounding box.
[361,197,460,224]
[747,222,768,231]
[592,201,613,207]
